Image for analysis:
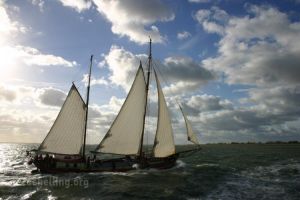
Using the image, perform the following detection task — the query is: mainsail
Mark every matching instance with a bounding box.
[180,106,199,145]
[38,84,86,155]
[94,65,147,155]
[153,70,175,157]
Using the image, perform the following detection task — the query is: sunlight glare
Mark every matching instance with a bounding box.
[0,46,18,80]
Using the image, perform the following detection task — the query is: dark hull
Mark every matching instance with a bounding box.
[31,154,179,173]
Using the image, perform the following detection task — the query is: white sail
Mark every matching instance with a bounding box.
[95,65,146,155]
[153,70,175,157]
[180,106,199,145]
[38,84,86,155]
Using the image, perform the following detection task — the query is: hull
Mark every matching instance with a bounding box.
[30,154,179,173]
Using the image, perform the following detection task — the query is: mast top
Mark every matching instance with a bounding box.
[90,54,93,62]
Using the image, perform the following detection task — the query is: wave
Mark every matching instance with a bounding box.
[196,163,219,168]
[20,190,37,200]
[205,159,300,200]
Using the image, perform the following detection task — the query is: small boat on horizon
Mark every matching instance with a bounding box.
[27,39,201,173]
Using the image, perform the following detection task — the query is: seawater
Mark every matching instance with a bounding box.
[0,143,299,200]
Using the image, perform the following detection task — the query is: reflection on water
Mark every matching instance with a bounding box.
[0,143,300,199]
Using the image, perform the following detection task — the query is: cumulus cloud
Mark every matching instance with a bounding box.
[37,87,67,107]
[159,56,215,94]
[0,108,52,143]
[31,0,44,11]
[200,5,300,86]
[0,84,66,143]
[101,45,147,90]
[183,94,233,114]
[0,1,77,71]
[162,56,214,82]
[177,31,191,40]
[100,45,215,93]
[180,89,300,143]
[0,45,77,68]
[51,0,174,44]
[0,1,26,45]
[93,0,174,44]
[247,85,300,117]
[56,0,92,12]
[195,6,229,35]
[0,84,70,108]
[82,74,109,87]
[192,5,300,142]
[0,84,34,105]
[0,85,17,101]
[0,84,103,143]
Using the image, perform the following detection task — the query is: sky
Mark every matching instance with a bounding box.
[1,0,300,144]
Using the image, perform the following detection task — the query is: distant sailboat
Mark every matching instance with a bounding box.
[27,39,200,173]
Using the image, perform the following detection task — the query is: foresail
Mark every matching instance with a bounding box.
[38,84,86,155]
[180,106,199,145]
[153,70,175,157]
[94,65,146,155]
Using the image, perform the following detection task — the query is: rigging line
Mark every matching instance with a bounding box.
[74,55,98,104]
[152,59,183,108]
[72,55,96,84]
[146,69,157,153]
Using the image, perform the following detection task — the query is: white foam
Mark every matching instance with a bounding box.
[196,163,219,168]
[20,190,37,200]
[175,160,186,168]
[47,195,58,200]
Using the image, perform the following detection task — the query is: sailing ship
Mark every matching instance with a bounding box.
[27,39,200,173]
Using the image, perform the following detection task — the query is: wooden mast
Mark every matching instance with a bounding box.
[139,38,152,159]
[82,55,93,158]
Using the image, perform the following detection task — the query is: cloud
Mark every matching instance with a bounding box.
[31,0,44,11]
[200,5,300,86]
[183,94,233,114]
[101,45,215,93]
[56,0,92,12]
[0,84,34,105]
[99,96,124,114]
[158,56,215,94]
[0,84,69,108]
[177,31,191,40]
[0,1,26,45]
[82,74,109,87]
[192,5,300,142]
[0,1,77,71]
[37,87,67,107]
[0,84,66,143]
[0,45,77,68]
[182,90,300,143]
[93,0,174,44]
[247,85,300,117]
[0,108,52,143]
[195,6,229,35]
[162,56,215,82]
[0,85,17,101]
[101,45,147,91]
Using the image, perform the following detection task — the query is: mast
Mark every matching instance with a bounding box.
[82,55,93,158]
[139,38,152,158]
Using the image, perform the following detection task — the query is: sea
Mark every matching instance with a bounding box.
[0,143,299,200]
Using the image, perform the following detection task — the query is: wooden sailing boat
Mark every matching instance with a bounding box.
[27,39,200,173]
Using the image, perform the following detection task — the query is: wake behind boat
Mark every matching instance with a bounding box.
[27,39,201,173]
